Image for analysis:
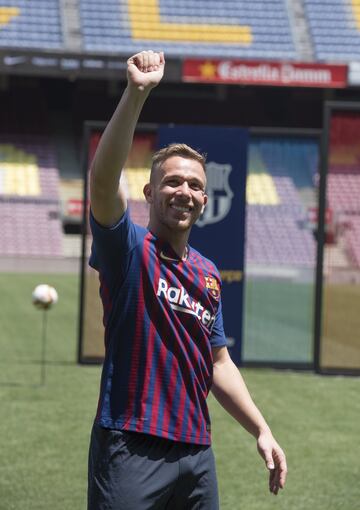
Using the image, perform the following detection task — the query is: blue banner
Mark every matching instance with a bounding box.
[158,125,248,364]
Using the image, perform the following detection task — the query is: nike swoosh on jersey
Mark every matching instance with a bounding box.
[159,251,179,262]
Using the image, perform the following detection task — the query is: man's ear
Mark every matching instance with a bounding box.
[143,183,153,204]
[201,194,208,214]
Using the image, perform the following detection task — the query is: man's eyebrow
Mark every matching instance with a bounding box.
[162,174,205,186]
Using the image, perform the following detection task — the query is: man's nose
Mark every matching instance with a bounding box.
[175,181,191,197]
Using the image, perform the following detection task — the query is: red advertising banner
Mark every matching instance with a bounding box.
[67,198,85,217]
[183,60,348,88]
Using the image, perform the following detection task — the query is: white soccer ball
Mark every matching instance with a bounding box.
[32,284,58,310]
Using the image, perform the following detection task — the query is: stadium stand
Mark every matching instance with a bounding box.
[0,0,63,49]
[245,138,318,267]
[324,112,360,268]
[344,216,360,267]
[1,0,359,63]
[327,170,360,268]
[127,198,149,227]
[0,135,63,256]
[79,0,297,60]
[304,0,360,61]
[119,168,150,228]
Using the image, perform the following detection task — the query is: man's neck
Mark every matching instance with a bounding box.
[148,223,190,260]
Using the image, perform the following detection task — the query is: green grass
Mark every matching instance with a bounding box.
[244,279,314,362]
[0,273,359,509]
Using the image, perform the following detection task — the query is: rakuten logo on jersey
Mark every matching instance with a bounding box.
[157,278,215,331]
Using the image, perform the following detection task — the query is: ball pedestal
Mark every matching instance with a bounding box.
[32,284,58,386]
[40,308,48,386]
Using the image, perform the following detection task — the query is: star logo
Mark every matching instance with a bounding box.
[199,61,218,80]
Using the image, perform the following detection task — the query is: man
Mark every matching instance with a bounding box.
[88,50,287,510]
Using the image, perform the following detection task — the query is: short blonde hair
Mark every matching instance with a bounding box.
[150,143,206,182]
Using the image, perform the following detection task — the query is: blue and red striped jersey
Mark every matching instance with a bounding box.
[89,208,227,445]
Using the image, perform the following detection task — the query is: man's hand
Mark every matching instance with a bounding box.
[127,50,165,91]
[90,49,165,226]
[211,347,288,496]
[257,431,287,495]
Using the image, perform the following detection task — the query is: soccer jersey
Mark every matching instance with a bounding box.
[89,208,227,445]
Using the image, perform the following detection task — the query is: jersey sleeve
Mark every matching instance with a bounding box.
[209,298,227,347]
[89,207,140,283]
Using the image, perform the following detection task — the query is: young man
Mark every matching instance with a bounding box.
[88,50,287,510]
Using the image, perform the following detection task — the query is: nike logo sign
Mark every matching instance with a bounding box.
[159,251,179,262]
[4,55,26,66]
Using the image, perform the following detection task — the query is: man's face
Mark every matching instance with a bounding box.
[144,156,208,232]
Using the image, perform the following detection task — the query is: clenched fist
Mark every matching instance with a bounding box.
[127,50,165,91]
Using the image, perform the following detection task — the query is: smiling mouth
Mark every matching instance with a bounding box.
[170,204,192,213]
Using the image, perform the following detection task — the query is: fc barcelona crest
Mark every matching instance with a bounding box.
[196,162,233,227]
[205,276,220,300]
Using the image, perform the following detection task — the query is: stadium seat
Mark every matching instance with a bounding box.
[245,138,318,267]
[304,0,360,61]
[325,117,360,268]
[0,136,63,257]
[79,0,297,60]
[0,0,63,50]
[124,168,149,201]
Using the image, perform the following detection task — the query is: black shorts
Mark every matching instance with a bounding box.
[88,423,219,510]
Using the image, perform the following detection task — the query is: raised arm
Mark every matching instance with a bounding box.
[211,346,287,495]
[90,50,165,227]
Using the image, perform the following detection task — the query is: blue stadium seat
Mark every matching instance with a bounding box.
[0,0,63,50]
[245,137,318,267]
[79,0,297,60]
[304,0,360,61]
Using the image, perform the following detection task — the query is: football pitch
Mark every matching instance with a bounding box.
[243,277,314,363]
[0,272,359,510]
